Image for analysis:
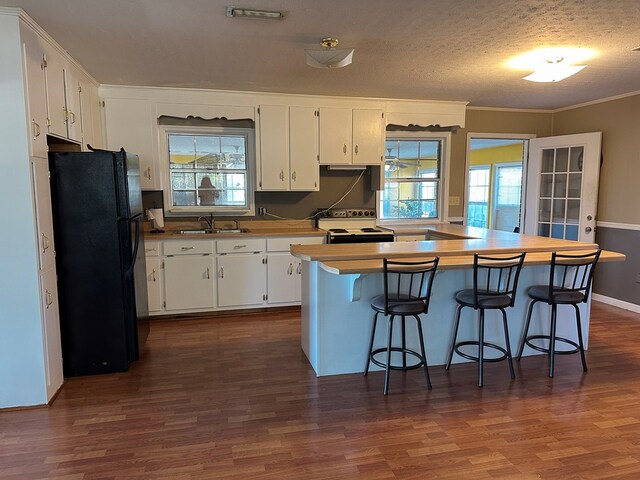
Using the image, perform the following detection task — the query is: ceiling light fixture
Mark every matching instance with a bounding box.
[305,38,354,69]
[506,47,597,83]
[226,6,283,19]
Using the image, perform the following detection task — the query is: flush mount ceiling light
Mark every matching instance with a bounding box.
[305,37,354,69]
[226,6,284,19]
[506,47,597,83]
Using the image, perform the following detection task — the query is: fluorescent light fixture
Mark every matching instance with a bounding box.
[305,37,354,69]
[523,64,586,82]
[226,6,283,19]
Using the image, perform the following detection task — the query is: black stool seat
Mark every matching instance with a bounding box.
[454,290,512,309]
[526,285,585,304]
[446,252,526,387]
[371,294,425,315]
[365,258,439,395]
[517,250,600,378]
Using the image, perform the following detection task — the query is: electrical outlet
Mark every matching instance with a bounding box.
[449,196,460,206]
[258,207,267,216]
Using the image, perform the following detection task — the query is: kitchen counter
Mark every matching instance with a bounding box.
[144,219,326,240]
[291,224,625,377]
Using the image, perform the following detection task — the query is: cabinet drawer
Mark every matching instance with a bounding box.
[267,236,324,252]
[217,238,265,254]
[164,240,214,255]
[144,240,161,256]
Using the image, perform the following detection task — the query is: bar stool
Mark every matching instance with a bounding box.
[445,252,526,387]
[365,257,439,395]
[516,250,601,377]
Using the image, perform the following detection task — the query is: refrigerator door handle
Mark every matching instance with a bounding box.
[126,218,141,277]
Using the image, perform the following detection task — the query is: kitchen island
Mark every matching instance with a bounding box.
[290,225,625,376]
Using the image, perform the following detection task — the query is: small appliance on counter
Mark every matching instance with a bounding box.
[147,208,165,233]
[316,208,395,244]
[49,148,149,376]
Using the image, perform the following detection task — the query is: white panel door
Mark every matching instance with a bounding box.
[267,252,299,304]
[31,159,56,271]
[319,107,352,165]
[145,256,164,313]
[21,28,48,158]
[352,108,384,165]
[40,268,63,400]
[217,254,266,307]
[104,98,157,189]
[289,106,319,191]
[164,255,215,311]
[64,68,82,143]
[524,132,601,243]
[259,105,289,190]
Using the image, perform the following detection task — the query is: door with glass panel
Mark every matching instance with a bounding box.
[524,132,601,242]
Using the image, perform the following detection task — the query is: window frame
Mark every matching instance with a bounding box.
[377,131,451,225]
[159,125,256,216]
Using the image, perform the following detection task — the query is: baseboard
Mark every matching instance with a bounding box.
[592,293,640,313]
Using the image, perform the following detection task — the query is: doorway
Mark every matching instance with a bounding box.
[465,134,533,232]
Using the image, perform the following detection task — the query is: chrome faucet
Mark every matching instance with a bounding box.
[197,214,215,230]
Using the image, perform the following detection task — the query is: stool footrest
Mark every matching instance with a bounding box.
[370,347,424,371]
[525,335,581,355]
[454,341,509,363]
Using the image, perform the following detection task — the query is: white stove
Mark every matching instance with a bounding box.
[316,208,395,244]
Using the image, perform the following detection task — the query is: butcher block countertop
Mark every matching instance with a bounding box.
[288,224,627,273]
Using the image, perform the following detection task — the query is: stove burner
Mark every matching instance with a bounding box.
[361,228,382,233]
[329,228,349,233]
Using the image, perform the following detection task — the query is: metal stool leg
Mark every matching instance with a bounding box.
[446,305,464,370]
[401,316,407,368]
[383,315,395,396]
[573,304,588,372]
[549,304,557,378]
[414,315,432,390]
[364,312,379,376]
[517,300,537,360]
[500,308,515,380]
[478,309,485,388]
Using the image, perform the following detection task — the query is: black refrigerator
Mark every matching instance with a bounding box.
[49,149,149,376]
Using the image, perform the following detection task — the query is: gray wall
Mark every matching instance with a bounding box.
[593,227,640,306]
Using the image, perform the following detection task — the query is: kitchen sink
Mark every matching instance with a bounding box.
[175,228,249,235]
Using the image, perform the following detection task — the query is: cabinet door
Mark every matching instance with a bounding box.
[164,255,215,311]
[146,257,164,313]
[79,80,95,150]
[31,159,56,271]
[319,107,352,165]
[91,90,104,149]
[267,252,299,304]
[21,28,48,158]
[40,268,63,401]
[289,106,319,191]
[217,254,266,307]
[104,98,157,189]
[64,68,82,143]
[352,109,384,165]
[259,105,289,190]
[44,51,68,139]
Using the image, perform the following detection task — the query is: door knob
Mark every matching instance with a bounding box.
[585,227,592,233]
[586,215,593,221]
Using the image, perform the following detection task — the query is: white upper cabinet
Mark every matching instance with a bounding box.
[79,80,102,150]
[258,105,319,191]
[64,67,82,143]
[20,25,48,159]
[319,107,384,166]
[289,106,319,190]
[43,49,67,139]
[104,97,158,190]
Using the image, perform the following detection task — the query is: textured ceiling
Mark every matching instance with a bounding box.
[2,0,640,109]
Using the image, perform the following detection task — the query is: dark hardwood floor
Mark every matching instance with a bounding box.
[2,302,640,479]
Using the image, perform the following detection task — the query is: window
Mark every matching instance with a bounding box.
[467,166,490,228]
[379,134,448,221]
[161,126,254,215]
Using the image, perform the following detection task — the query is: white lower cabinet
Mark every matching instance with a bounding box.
[217,253,266,307]
[39,268,63,400]
[267,253,301,304]
[145,256,164,313]
[164,254,216,311]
